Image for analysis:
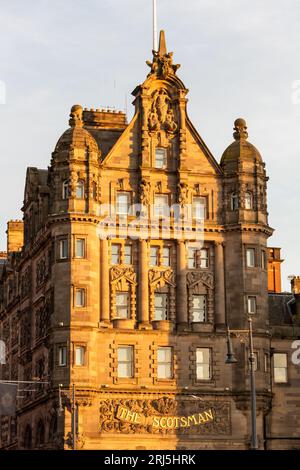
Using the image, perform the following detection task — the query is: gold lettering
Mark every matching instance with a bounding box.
[197,413,207,424]
[173,417,180,429]
[152,416,160,428]
[187,415,198,426]
[134,413,141,424]
[160,417,167,428]
[166,417,174,428]
[180,416,188,428]
[117,406,128,420]
[204,410,214,421]
[125,410,136,423]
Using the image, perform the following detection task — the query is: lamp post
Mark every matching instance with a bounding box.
[226,316,258,450]
[58,383,77,450]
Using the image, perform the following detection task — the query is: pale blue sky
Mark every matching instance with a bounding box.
[0,0,299,290]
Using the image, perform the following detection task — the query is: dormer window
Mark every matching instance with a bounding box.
[62,180,69,200]
[76,180,85,199]
[155,148,167,169]
[231,193,239,211]
[245,192,253,210]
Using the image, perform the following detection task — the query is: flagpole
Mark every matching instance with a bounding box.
[153,0,158,51]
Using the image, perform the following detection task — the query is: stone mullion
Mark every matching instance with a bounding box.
[169,286,176,322]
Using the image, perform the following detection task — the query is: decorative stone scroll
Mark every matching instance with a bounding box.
[99,397,231,435]
[148,268,176,289]
[187,271,214,290]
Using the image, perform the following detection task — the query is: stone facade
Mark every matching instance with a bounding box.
[0,31,299,450]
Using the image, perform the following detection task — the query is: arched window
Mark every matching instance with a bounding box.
[76,180,85,199]
[24,425,32,449]
[231,193,239,211]
[35,419,45,447]
[245,192,253,210]
[62,180,69,200]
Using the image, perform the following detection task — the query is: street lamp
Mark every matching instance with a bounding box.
[225,316,258,450]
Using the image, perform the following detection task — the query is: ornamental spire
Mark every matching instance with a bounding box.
[233,118,248,141]
[146,30,180,79]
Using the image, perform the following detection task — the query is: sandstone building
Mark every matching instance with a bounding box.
[0,31,299,450]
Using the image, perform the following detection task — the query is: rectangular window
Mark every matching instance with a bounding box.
[75,288,85,307]
[75,346,85,366]
[261,250,267,270]
[154,194,169,218]
[246,248,255,267]
[150,246,159,266]
[58,346,67,366]
[157,347,173,379]
[124,244,132,265]
[116,192,130,215]
[192,295,207,322]
[247,296,257,315]
[59,239,68,259]
[199,248,209,268]
[155,148,167,169]
[154,293,168,321]
[116,292,130,319]
[188,247,197,269]
[75,238,85,258]
[118,346,134,378]
[264,353,269,373]
[193,196,207,220]
[252,352,258,372]
[273,353,288,383]
[196,348,211,380]
[111,243,121,265]
[162,247,170,267]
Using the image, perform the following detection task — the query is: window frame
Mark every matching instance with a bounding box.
[111,243,122,265]
[246,247,256,268]
[74,345,86,366]
[245,191,253,210]
[273,352,288,384]
[62,180,69,200]
[115,291,130,319]
[124,244,132,265]
[59,239,68,260]
[75,238,85,259]
[117,345,134,378]
[192,196,208,220]
[154,292,169,321]
[155,147,167,169]
[76,180,85,199]
[150,246,160,267]
[74,288,86,308]
[231,193,239,211]
[116,192,131,216]
[247,296,257,315]
[154,194,169,218]
[196,347,212,381]
[191,294,207,323]
[157,346,173,380]
[58,346,67,367]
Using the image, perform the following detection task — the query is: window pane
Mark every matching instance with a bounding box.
[154,195,169,217]
[155,148,167,169]
[274,353,287,368]
[124,245,132,264]
[231,194,239,210]
[154,293,168,320]
[157,364,172,379]
[62,181,69,199]
[274,367,287,383]
[118,346,132,362]
[58,347,67,366]
[111,244,121,264]
[162,247,170,267]
[116,193,130,215]
[76,181,84,199]
[196,348,211,380]
[76,239,85,258]
[60,239,68,259]
[245,192,252,210]
[118,363,132,378]
[188,248,197,269]
[193,197,207,219]
[116,292,129,319]
[75,289,85,307]
[246,248,255,267]
[157,347,171,362]
[261,251,267,270]
[200,248,209,268]
[150,246,159,266]
[192,295,206,322]
[248,296,257,314]
[117,346,133,378]
[75,347,84,366]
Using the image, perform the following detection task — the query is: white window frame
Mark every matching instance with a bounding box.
[273,353,288,383]
[157,347,173,379]
[154,292,169,321]
[76,180,85,199]
[155,148,167,169]
[196,348,211,380]
[246,248,255,268]
[247,296,257,315]
[75,288,86,308]
[75,238,85,258]
[245,192,253,210]
[150,246,159,266]
[116,292,130,319]
[117,346,134,378]
[58,346,67,367]
[111,243,121,265]
[116,192,130,216]
[154,194,169,218]
[191,294,207,323]
[193,196,207,220]
[124,244,132,265]
[75,346,85,366]
[59,239,68,260]
[161,247,171,267]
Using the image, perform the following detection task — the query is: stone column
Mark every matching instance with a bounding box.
[177,241,188,326]
[215,242,226,326]
[100,238,110,323]
[138,239,151,329]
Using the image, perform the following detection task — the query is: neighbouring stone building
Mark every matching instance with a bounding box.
[0,31,299,450]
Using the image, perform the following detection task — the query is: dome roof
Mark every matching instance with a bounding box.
[220,118,262,166]
[54,104,99,154]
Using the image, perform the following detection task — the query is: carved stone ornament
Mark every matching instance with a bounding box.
[99,397,231,435]
[149,269,176,288]
[178,182,189,206]
[187,271,214,289]
[110,266,137,285]
[146,31,180,80]
[139,179,151,207]
[148,89,177,135]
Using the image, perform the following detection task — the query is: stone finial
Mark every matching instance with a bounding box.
[233,118,248,141]
[69,104,83,128]
[146,30,180,78]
